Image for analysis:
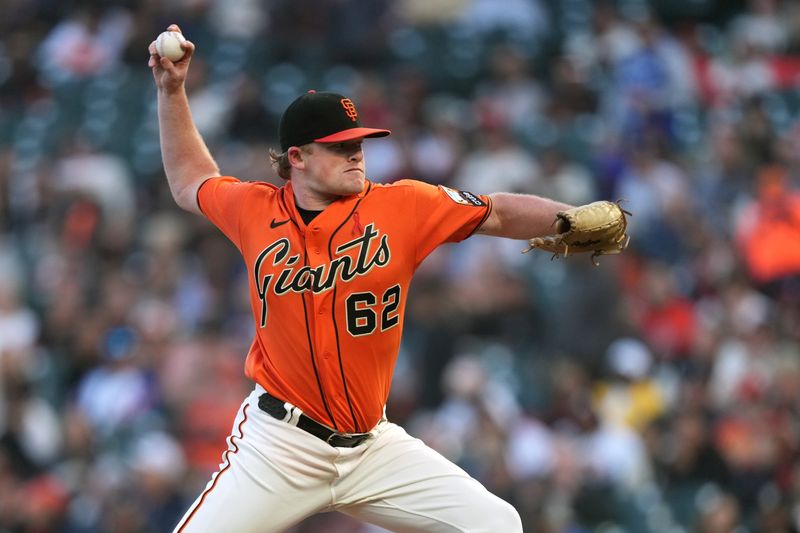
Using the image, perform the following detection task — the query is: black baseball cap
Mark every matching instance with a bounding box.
[279,90,391,151]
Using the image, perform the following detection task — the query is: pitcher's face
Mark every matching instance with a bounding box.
[301,140,366,199]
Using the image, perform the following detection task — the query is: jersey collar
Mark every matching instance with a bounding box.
[282,179,372,230]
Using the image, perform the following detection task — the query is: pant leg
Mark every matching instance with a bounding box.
[174,389,338,533]
[334,423,522,533]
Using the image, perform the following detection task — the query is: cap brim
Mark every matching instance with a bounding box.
[314,127,391,143]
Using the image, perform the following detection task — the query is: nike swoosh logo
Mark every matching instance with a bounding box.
[270,218,289,229]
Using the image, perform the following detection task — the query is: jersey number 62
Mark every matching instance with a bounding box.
[345,284,401,336]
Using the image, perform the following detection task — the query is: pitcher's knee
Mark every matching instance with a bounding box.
[494,499,522,532]
[472,496,521,532]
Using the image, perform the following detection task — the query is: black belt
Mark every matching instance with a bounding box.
[257,392,371,448]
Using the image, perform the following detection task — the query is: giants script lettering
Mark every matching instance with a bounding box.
[253,224,390,328]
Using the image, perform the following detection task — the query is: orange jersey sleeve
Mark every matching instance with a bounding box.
[393,179,492,265]
[197,176,279,250]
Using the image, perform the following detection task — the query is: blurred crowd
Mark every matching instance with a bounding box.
[2,0,800,531]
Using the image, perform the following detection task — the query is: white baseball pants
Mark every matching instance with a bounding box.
[174,385,521,532]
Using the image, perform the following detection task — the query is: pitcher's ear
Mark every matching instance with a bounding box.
[287,146,307,170]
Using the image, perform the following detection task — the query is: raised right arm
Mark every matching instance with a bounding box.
[148,24,219,216]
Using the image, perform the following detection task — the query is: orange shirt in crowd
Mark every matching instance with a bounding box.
[736,169,800,284]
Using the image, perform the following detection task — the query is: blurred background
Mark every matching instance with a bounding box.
[1,0,800,531]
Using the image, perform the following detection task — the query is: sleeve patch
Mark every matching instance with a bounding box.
[440,186,486,207]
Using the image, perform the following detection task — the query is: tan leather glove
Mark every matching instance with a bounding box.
[524,200,631,265]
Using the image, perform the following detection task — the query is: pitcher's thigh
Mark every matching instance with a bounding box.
[343,481,521,533]
[174,404,331,533]
[338,425,522,533]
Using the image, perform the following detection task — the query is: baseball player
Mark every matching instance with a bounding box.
[149,25,628,533]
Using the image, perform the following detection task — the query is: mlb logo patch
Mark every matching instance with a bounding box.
[440,186,485,207]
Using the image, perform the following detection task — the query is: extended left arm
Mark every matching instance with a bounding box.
[476,192,573,239]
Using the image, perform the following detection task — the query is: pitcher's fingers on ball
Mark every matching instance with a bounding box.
[147,41,158,67]
[175,39,195,61]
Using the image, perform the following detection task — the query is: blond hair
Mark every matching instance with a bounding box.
[268,148,292,180]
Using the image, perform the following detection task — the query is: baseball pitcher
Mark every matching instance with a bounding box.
[149,25,629,533]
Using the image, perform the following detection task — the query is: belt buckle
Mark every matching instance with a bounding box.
[326,432,368,448]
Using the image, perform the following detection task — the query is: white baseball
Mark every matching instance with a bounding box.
[155,31,186,62]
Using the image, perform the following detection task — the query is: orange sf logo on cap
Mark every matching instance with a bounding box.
[340,98,358,122]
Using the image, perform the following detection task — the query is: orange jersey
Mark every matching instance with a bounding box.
[198,178,492,433]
